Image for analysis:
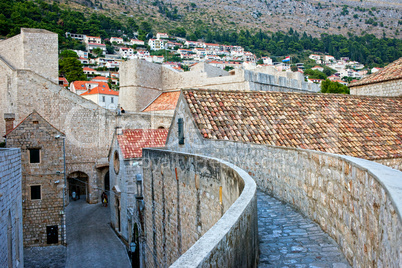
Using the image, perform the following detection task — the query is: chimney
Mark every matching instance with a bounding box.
[4,113,15,134]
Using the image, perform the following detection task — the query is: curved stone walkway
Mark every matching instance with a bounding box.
[257,190,350,268]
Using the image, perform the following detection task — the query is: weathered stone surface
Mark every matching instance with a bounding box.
[166,97,402,267]
[0,148,23,267]
[143,149,258,268]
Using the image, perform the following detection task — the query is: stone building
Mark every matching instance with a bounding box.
[119,60,320,113]
[0,148,24,267]
[349,57,402,96]
[142,88,402,267]
[109,128,168,267]
[5,111,66,246]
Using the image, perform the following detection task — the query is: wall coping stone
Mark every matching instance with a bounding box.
[146,148,257,268]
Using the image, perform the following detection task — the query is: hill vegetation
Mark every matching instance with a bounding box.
[0,0,401,68]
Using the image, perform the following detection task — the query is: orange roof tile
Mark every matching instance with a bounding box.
[143,91,180,112]
[350,57,402,87]
[183,89,402,160]
[91,76,108,81]
[117,129,169,159]
[83,67,96,71]
[80,83,118,96]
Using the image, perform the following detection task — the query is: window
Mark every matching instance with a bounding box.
[102,96,105,102]
[111,97,114,103]
[31,185,41,200]
[114,151,120,174]
[178,118,184,145]
[29,149,40,163]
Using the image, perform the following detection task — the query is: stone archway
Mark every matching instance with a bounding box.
[67,171,89,202]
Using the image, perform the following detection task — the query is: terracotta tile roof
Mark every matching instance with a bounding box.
[117,129,169,159]
[143,91,180,112]
[350,57,402,87]
[183,89,402,160]
[80,83,118,96]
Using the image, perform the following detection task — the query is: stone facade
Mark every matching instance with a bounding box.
[0,29,171,205]
[5,111,66,246]
[119,60,320,112]
[350,79,402,97]
[0,148,24,267]
[165,97,402,267]
[142,148,258,267]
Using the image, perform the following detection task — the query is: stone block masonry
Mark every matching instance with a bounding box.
[166,100,402,267]
[0,148,24,267]
[6,112,66,246]
[142,149,258,268]
[350,79,402,97]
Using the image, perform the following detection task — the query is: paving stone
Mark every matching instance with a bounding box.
[257,190,351,268]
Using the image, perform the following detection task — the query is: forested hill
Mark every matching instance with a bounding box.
[0,0,401,67]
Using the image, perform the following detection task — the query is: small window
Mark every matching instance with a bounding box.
[111,97,114,103]
[33,121,39,125]
[31,185,41,200]
[29,149,40,163]
[102,96,105,102]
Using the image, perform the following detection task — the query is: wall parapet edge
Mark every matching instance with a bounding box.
[143,148,258,268]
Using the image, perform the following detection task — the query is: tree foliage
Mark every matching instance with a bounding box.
[321,79,350,94]
[59,50,86,82]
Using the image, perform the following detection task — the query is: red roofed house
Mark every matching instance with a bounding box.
[142,91,181,114]
[87,43,106,56]
[59,77,68,87]
[83,67,97,76]
[108,128,168,264]
[80,82,119,110]
[84,36,101,44]
[311,66,324,72]
[349,57,402,97]
[91,76,109,83]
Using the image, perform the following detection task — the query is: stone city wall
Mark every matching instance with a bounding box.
[375,158,402,172]
[119,60,319,112]
[0,148,23,267]
[142,149,258,268]
[350,79,402,97]
[0,34,23,70]
[166,106,402,267]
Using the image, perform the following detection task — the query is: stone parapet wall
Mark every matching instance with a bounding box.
[142,149,258,268]
[0,34,23,70]
[168,138,402,267]
[245,70,321,93]
[375,158,402,171]
[166,101,402,267]
[350,79,402,97]
[0,148,23,267]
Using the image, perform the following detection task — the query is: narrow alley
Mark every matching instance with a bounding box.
[65,197,131,268]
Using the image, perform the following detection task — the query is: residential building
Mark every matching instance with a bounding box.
[148,39,164,51]
[350,57,402,97]
[70,81,102,95]
[87,43,106,55]
[65,32,85,41]
[58,77,68,87]
[309,54,321,62]
[110,37,124,44]
[91,76,109,83]
[118,47,134,58]
[262,57,273,65]
[5,111,66,247]
[324,55,335,63]
[311,66,324,72]
[109,128,169,268]
[73,50,88,59]
[130,39,145,46]
[83,67,97,76]
[80,83,119,110]
[84,35,102,44]
[156,33,169,39]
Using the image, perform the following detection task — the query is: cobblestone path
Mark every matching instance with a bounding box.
[257,190,351,268]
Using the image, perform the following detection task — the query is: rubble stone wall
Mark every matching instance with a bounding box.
[350,79,402,97]
[142,149,258,268]
[0,148,23,267]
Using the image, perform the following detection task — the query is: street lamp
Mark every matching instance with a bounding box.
[55,134,66,245]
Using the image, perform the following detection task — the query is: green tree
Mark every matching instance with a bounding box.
[59,50,86,83]
[320,79,350,94]
[92,47,103,57]
[290,65,298,72]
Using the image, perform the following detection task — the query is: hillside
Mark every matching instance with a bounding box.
[56,0,402,38]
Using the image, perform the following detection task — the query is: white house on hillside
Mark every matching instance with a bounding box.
[80,82,119,110]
